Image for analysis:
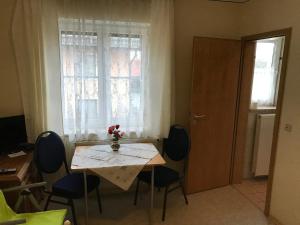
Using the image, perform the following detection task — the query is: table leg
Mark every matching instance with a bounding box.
[150,166,154,224]
[84,170,89,225]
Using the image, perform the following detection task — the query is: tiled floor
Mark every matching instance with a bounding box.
[49,185,273,225]
[233,178,268,211]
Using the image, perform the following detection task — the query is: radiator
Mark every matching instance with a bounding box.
[252,114,275,177]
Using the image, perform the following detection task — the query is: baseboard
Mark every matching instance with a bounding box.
[269,216,284,225]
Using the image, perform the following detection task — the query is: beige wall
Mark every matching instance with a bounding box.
[1,0,300,224]
[174,0,240,127]
[175,1,300,223]
[0,0,242,124]
[0,0,23,117]
[238,1,300,224]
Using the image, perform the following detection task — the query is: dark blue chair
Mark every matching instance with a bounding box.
[134,125,190,221]
[34,131,102,225]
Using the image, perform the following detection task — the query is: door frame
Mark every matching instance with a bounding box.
[230,28,292,216]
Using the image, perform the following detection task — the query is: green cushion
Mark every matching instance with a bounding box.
[0,190,66,225]
[0,191,15,222]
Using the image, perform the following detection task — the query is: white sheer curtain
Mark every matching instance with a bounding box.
[58,18,150,141]
[43,0,173,142]
[12,0,47,142]
[12,0,173,143]
[251,37,284,108]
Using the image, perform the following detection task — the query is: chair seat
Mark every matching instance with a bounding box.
[138,166,179,188]
[52,173,100,199]
[1,190,67,225]
[17,209,67,225]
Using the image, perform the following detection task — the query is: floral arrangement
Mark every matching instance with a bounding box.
[108,124,125,141]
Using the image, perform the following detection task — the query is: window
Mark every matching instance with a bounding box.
[59,20,148,139]
[61,31,99,132]
[108,34,143,123]
[250,37,284,108]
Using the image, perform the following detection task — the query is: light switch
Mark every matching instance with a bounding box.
[284,123,292,132]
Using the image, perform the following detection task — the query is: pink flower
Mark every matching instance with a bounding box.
[108,125,116,134]
[107,124,124,140]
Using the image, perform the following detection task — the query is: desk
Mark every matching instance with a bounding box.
[0,152,33,206]
[0,152,32,183]
[72,144,165,225]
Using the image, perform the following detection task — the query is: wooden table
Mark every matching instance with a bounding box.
[72,144,165,225]
[0,152,33,206]
[0,152,32,183]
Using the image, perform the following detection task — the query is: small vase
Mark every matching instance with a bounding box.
[111,140,120,151]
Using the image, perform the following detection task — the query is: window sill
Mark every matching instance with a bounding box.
[75,137,159,147]
[249,106,276,113]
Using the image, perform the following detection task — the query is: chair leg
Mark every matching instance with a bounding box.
[69,199,78,225]
[134,179,140,205]
[44,194,52,211]
[96,186,102,213]
[28,193,42,211]
[162,186,169,221]
[180,182,189,205]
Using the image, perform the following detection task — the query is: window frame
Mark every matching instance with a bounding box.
[250,37,284,108]
[58,18,149,133]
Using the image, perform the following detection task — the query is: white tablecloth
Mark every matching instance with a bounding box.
[71,143,159,190]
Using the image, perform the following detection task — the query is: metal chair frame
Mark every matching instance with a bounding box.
[34,131,102,225]
[134,125,190,221]
[1,182,70,225]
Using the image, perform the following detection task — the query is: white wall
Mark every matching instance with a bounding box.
[239,1,300,224]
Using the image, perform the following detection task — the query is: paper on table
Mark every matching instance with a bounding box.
[71,143,159,190]
[8,151,26,158]
[89,144,158,159]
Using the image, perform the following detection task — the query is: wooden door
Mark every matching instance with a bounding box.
[186,37,242,193]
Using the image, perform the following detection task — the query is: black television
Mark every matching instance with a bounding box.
[0,115,27,154]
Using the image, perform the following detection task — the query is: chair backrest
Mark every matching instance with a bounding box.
[164,125,190,161]
[34,131,69,174]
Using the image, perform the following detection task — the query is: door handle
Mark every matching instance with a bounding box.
[192,114,207,120]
